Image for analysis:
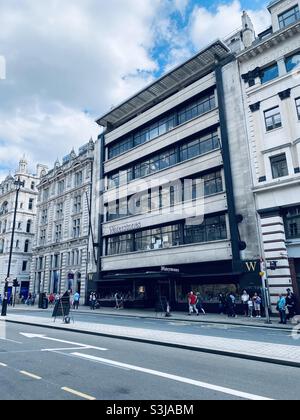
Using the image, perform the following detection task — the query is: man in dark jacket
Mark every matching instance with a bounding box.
[286,289,297,320]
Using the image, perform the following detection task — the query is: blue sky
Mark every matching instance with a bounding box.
[0,0,271,179]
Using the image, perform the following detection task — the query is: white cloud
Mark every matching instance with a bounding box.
[0,0,162,178]
[0,0,270,181]
[190,0,269,49]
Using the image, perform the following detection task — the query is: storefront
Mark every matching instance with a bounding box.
[97,260,262,312]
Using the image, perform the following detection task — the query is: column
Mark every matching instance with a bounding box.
[260,214,293,312]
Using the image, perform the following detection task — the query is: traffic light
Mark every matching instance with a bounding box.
[13,279,20,288]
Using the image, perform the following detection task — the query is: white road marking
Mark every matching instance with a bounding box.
[0,337,23,344]
[41,347,92,352]
[20,333,107,351]
[62,387,96,401]
[20,371,42,380]
[0,362,7,367]
[72,353,273,401]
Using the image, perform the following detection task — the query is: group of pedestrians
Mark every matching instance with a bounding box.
[187,291,206,316]
[277,289,297,325]
[218,291,263,318]
[241,291,263,318]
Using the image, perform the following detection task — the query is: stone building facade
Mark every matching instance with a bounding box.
[30,140,96,303]
[0,159,46,298]
[237,0,300,310]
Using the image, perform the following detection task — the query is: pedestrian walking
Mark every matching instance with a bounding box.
[196,293,206,315]
[188,292,199,316]
[277,294,287,325]
[286,289,297,321]
[218,293,226,314]
[73,292,80,310]
[252,293,262,318]
[241,290,250,317]
[48,293,55,307]
[115,292,121,310]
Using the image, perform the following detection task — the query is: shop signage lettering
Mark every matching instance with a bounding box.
[109,222,142,235]
[245,261,258,272]
[161,266,180,273]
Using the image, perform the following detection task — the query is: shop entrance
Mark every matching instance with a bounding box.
[157,280,171,302]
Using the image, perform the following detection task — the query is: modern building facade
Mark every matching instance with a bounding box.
[95,41,262,311]
[30,140,96,303]
[0,159,46,299]
[238,0,300,310]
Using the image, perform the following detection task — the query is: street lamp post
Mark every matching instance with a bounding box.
[1,177,25,317]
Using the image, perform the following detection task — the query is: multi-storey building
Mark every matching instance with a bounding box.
[238,0,300,310]
[31,140,96,303]
[0,159,46,298]
[95,41,262,310]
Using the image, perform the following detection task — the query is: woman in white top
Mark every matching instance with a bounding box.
[241,291,250,317]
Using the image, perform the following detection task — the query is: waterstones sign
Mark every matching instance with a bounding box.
[161,266,180,273]
[108,222,142,236]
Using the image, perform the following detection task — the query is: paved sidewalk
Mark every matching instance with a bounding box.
[9,305,299,330]
[4,312,300,368]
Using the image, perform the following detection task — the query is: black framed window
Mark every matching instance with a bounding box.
[178,94,216,125]
[106,215,227,256]
[285,207,300,239]
[107,234,133,255]
[278,5,300,29]
[261,64,279,84]
[107,92,215,160]
[265,107,282,131]
[184,215,227,244]
[107,130,219,189]
[109,136,134,159]
[106,169,223,222]
[285,52,300,73]
[270,154,289,179]
[203,171,223,196]
[296,98,300,119]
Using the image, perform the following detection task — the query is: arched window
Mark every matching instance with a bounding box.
[24,240,30,253]
[31,181,35,190]
[0,201,8,215]
[26,220,32,233]
[0,239,4,254]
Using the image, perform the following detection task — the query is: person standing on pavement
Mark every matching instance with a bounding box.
[73,292,80,310]
[218,293,226,314]
[188,292,199,316]
[252,293,262,318]
[89,292,96,310]
[227,293,236,318]
[248,297,254,318]
[286,289,296,321]
[277,294,287,325]
[241,290,250,317]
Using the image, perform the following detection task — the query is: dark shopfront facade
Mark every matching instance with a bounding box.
[96,259,262,313]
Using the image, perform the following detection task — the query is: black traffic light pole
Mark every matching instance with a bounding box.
[1,177,25,317]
